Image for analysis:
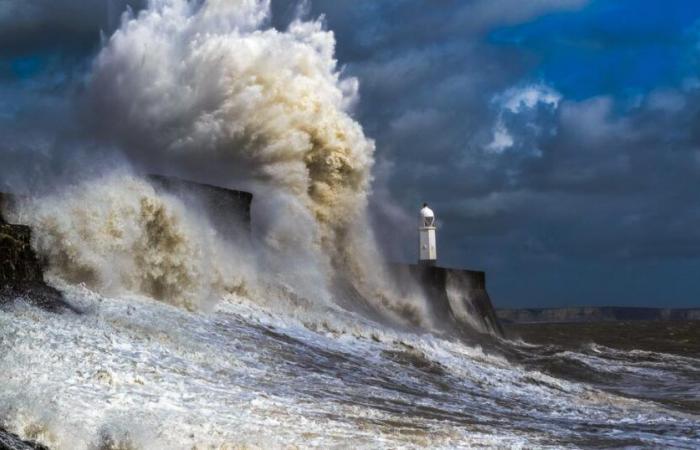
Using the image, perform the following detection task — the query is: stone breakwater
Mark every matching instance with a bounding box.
[391,264,504,337]
[147,174,253,236]
[0,181,503,337]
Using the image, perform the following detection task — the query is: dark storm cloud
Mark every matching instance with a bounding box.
[0,0,147,191]
[432,84,700,266]
[273,0,591,233]
[0,0,146,56]
[2,0,700,307]
[273,0,587,59]
[269,0,700,307]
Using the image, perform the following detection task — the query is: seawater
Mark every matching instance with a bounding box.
[1,283,698,449]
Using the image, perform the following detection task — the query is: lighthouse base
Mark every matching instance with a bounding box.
[390,263,503,337]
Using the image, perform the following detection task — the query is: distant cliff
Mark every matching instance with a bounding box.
[497,307,700,323]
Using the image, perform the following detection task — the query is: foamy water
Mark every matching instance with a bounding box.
[1,280,698,449]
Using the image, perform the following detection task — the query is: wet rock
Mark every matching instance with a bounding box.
[0,427,49,450]
[0,212,74,313]
[0,192,14,225]
[0,224,43,285]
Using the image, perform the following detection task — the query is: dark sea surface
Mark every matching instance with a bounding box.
[2,286,699,448]
[502,321,700,415]
[505,321,700,357]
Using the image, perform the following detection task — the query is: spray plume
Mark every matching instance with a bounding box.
[13,173,248,310]
[86,0,375,264]
[12,0,429,327]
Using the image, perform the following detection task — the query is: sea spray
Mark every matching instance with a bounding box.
[12,172,429,336]
[2,284,697,449]
[81,0,429,325]
[11,172,248,310]
[86,0,374,261]
[6,0,431,330]
[1,2,699,448]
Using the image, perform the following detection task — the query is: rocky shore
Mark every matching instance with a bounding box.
[0,194,72,312]
[0,175,257,313]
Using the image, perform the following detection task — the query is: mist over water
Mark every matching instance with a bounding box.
[1,1,699,448]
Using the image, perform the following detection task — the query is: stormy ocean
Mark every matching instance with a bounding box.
[1,0,699,448]
[1,274,699,448]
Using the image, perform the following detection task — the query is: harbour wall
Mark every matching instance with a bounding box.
[390,264,503,337]
[147,174,253,236]
[0,179,503,337]
[0,192,42,285]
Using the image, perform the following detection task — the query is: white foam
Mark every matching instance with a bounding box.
[1,285,696,449]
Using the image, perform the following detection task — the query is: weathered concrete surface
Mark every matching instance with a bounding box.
[392,264,503,337]
[497,307,700,324]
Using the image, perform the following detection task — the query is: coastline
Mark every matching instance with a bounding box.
[497,306,700,324]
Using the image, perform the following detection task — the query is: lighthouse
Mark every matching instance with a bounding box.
[419,203,437,265]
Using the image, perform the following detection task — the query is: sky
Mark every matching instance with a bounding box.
[2,0,700,308]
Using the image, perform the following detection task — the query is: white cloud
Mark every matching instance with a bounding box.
[486,121,514,153]
[446,0,590,33]
[486,83,562,153]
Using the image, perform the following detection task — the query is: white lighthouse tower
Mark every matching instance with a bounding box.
[419,203,437,265]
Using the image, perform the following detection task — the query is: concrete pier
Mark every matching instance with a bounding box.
[391,264,503,337]
[148,174,253,236]
[2,179,503,337]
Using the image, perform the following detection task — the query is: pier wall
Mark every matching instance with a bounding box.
[147,174,253,237]
[391,264,503,337]
[2,180,504,336]
[0,176,254,310]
